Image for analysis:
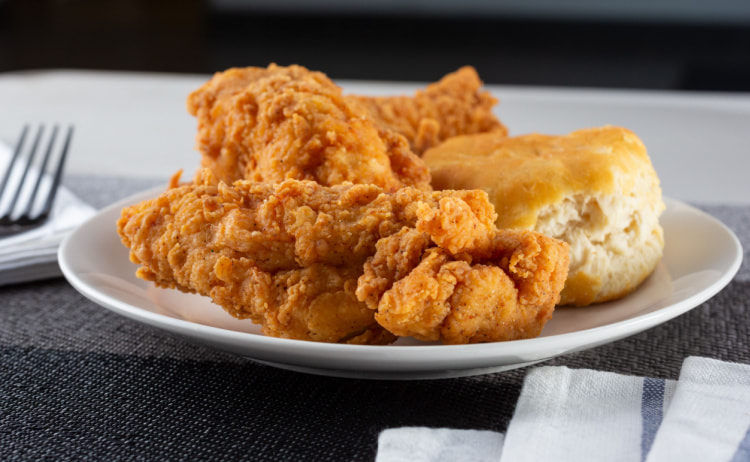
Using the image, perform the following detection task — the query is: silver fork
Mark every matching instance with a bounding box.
[0,124,73,235]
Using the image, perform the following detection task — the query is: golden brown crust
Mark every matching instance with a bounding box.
[424,126,655,229]
[349,66,507,155]
[357,228,569,343]
[186,64,431,191]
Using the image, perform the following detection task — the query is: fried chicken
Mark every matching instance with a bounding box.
[118,171,397,344]
[186,64,430,191]
[118,170,569,344]
[186,64,507,191]
[356,201,570,344]
[348,66,508,155]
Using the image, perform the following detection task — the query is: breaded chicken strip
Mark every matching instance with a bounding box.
[118,171,398,344]
[117,170,568,344]
[186,64,430,191]
[356,228,569,344]
[348,66,508,155]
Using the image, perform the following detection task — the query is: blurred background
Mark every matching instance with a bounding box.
[1,0,750,91]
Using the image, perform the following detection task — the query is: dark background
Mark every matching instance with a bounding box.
[1,0,750,91]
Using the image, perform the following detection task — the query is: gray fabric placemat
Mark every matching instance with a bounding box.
[1,174,747,461]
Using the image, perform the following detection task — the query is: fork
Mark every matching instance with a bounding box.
[0,124,73,235]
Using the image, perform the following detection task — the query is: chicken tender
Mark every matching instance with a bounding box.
[118,170,568,344]
[349,66,507,155]
[186,64,430,191]
[356,207,570,344]
[118,171,397,344]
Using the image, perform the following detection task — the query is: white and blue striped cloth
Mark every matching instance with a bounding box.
[376,357,750,462]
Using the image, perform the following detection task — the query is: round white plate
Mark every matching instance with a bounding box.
[59,188,743,380]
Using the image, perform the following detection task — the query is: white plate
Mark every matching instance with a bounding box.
[59,188,743,380]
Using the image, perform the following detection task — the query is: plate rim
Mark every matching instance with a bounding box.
[58,187,744,378]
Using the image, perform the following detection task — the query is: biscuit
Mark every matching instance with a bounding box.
[423,126,665,306]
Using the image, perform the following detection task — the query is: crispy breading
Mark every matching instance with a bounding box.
[356,208,570,344]
[186,64,430,191]
[118,170,568,344]
[185,64,506,191]
[348,66,507,155]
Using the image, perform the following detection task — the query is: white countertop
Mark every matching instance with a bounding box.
[1,69,748,204]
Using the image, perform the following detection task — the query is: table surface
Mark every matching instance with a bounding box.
[0,70,748,461]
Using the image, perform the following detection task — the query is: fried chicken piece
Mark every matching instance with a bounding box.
[117,170,568,344]
[349,66,508,155]
[118,171,398,344]
[186,64,430,191]
[355,202,570,344]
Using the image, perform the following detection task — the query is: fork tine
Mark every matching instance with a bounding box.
[8,125,45,215]
[39,125,73,218]
[23,125,59,216]
[0,124,30,200]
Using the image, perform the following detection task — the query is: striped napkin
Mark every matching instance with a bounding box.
[646,357,750,461]
[376,357,750,462]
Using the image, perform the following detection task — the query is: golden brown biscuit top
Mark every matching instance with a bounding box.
[423,126,654,229]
